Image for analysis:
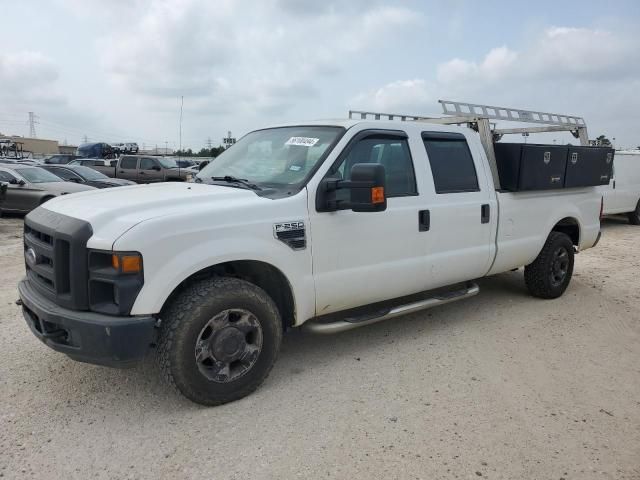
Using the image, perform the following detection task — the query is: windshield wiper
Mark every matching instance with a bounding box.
[211,176,262,190]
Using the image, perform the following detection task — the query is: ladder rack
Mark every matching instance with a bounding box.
[348,100,592,190]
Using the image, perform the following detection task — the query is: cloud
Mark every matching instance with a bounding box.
[352,25,640,146]
[351,79,434,113]
[97,0,419,116]
[0,52,65,107]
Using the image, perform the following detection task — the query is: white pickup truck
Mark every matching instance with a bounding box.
[18,113,603,405]
[600,150,640,224]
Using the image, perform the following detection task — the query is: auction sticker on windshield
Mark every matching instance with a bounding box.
[285,137,319,147]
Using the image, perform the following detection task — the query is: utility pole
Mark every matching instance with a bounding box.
[83,134,88,143]
[206,137,213,149]
[28,112,39,138]
[223,131,236,149]
[179,96,184,158]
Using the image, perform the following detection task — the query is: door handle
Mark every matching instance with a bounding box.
[139,171,145,175]
[481,204,490,224]
[419,210,430,232]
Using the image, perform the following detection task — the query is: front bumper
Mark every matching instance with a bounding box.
[18,278,156,368]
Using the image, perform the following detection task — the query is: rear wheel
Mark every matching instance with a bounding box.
[524,232,575,299]
[157,277,282,406]
[627,200,640,225]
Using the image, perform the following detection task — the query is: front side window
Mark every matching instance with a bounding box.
[120,157,138,169]
[140,158,157,170]
[156,157,177,168]
[422,133,479,194]
[197,126,344,190]
[329,133,417,200]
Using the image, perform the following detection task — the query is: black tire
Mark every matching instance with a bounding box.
[524,232,575,299]
[157,277,282,406]
[627,200,640,225]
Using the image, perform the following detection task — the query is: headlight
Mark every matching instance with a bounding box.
[88,250,144,315]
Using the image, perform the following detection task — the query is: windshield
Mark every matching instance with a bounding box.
[197,126,344,188]
[157,157,178,168]
[16,167,63,183]
[73,166,108,180]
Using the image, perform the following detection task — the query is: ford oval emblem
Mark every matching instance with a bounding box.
[25,248,37,267]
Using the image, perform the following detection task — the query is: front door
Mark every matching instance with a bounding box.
[308,130,430,316]
[139,157,163,183]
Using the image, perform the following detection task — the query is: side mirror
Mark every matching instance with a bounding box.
[317,163,386,212]
[18,179,26,186]
[9,178,18,185]
[152,165,161,171]
[349,163,387,212]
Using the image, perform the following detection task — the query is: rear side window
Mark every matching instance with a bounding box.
[120,157,137,169]
[422,132,479,194]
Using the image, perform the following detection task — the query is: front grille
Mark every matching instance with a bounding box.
[24,208,92,311]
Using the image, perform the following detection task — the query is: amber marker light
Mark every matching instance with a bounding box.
[371,186,385,204]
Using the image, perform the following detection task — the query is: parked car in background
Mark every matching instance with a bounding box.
[78,155,192,183]
[69,158,118,169]
[41,164,136,189]
[0,158,41,166]
[0,165,95,214]
[43,154,82,165]
[599,150,640,224]
[76,142,115,159]
[0,181,6,207]
[174,159,195,168]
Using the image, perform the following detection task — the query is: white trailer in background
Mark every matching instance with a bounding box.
[600,150,640,224]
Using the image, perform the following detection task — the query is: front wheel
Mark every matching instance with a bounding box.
[524,232,575,299]
[157,277,282,406]
[627,200,640,225]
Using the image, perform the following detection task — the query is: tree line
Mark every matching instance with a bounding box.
[174,146,227,157]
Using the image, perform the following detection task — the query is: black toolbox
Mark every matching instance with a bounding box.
[564,146,614,188]
[494,143,568,191]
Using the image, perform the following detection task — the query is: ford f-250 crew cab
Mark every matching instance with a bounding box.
[18,101,604,406]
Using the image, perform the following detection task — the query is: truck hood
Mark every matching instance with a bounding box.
[42,182,260,248]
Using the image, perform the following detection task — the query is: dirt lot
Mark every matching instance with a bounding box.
[1,215,639,480]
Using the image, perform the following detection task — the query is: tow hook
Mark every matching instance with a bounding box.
[15,298,23,306]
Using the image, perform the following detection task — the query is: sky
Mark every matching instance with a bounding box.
[1,0,640,150]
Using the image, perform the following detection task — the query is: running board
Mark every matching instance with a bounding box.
[304,282,480,334]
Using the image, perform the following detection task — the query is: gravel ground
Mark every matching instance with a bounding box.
[1,215,639,480]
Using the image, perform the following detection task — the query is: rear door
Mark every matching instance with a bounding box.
[419,131,495,285]
[118,156,139,182]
